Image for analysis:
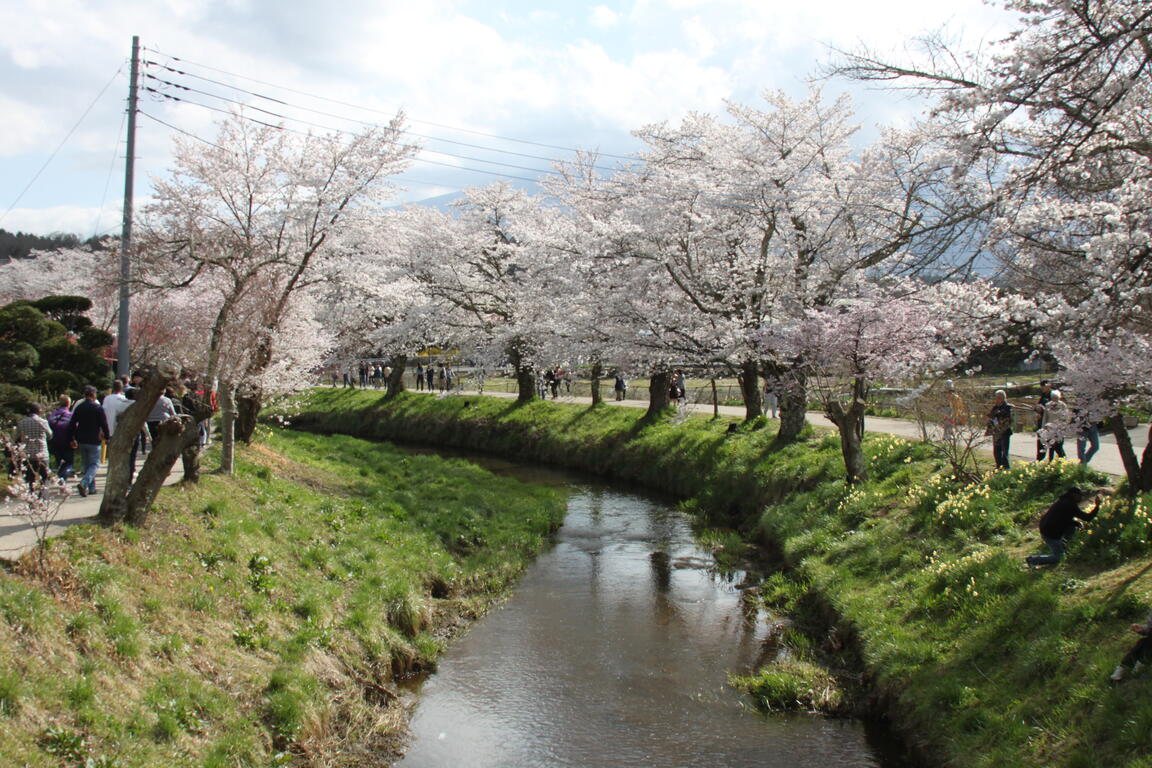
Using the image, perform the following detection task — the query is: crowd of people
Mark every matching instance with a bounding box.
[978,379,1105,471]
[7,373,216,499]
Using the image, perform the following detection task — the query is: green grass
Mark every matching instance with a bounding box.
[0,427,564,766]
[280,387,1152,768]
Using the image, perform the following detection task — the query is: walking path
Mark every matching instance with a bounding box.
[0,463,184,562]
[464,388,1144,479]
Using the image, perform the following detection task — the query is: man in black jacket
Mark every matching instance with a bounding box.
[1025,487,1102,567]
[68,385,110,497]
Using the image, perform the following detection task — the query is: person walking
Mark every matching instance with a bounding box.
[942,380,967,441]
[763,378,779,419]
[1039,389,1070,460]
[47,395,74,481]
[1033,379,1053,460]
[415,364,425,391]
[1075,409,1101,465]
[102,380,133,438]
[986,390,1015,470]
[67,385,109,497]
[13,403,52,489]
[146,387,178,441]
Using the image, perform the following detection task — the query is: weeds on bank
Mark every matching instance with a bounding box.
[0,428,564,767]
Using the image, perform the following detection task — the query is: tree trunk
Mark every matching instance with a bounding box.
[516,365,536,402]
[1143,424,1152,492]
[645,370,672,420]
[590,360,603,405]
[775,368,808,442]
[386,355,407,398]
[219,383,236,476]
[99,365,176,524]
[235,386,261,444]
[711,378,719,418]
[825,378,868,484]
[835,410,867,484]
[178,392,215,484]
[124,417,199,526]
[738,360,763,422]
[1109,415,1149,493]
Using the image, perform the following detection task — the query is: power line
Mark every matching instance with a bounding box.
[142,46,640,162]
[145,87,556,181]
[0,67,124,228]
[138,110,227,150]
[142,68,626,174]
[140,47,913,196]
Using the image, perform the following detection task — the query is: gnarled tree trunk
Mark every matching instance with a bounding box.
[179,392,216,484]
[645,370,672,420]
[235,386,261,445]
[774,366,808,443]
[218,383,237,476]
[738,360,763,422]
[825,377,869,484]
[387,355,407,398]
[99,365,177,525]
[1109,416,1152,494]
[589,360,603,405]
[125,416,200,526]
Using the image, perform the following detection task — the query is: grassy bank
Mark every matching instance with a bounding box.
[0,428,564,767]
[284,388,1152,768]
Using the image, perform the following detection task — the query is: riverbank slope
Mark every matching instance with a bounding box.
[285,388,1152,768]
[0,429,564,767]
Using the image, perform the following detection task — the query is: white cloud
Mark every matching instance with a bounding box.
[562,41,732,128]
[681,16,716,59]
[0,0,1022,234]
[590,5,620,28]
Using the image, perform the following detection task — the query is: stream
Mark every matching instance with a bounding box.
[394,455,906,767]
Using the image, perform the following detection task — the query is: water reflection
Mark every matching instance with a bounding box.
[394,463,892,768]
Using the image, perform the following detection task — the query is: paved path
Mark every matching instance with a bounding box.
[460,388,1145,479]
[0,462,184,562]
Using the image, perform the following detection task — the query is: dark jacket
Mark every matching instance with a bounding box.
[988,402,1013,436]
[1038,494,1098,540]
[47,406,73,451]
[68,399,109,445]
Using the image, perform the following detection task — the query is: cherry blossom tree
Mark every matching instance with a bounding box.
[393,183,572,402]
[787,279,1007,483]
[830,0,1152,489]
[137,111,416,464]
[554,88,991,432]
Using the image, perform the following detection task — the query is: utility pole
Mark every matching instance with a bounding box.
[116,35,140,378]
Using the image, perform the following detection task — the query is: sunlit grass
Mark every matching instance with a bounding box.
[0,427,564,766]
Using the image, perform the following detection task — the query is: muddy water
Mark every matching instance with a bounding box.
[395,458,901,768]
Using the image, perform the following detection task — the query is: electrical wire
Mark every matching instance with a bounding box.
[143,67,626,174]
[141,47,921,196]
[145,88,564,182]
[0,67,124,228]
[142,45,639,161]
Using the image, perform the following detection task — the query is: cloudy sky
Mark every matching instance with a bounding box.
[1,0,1015,236]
